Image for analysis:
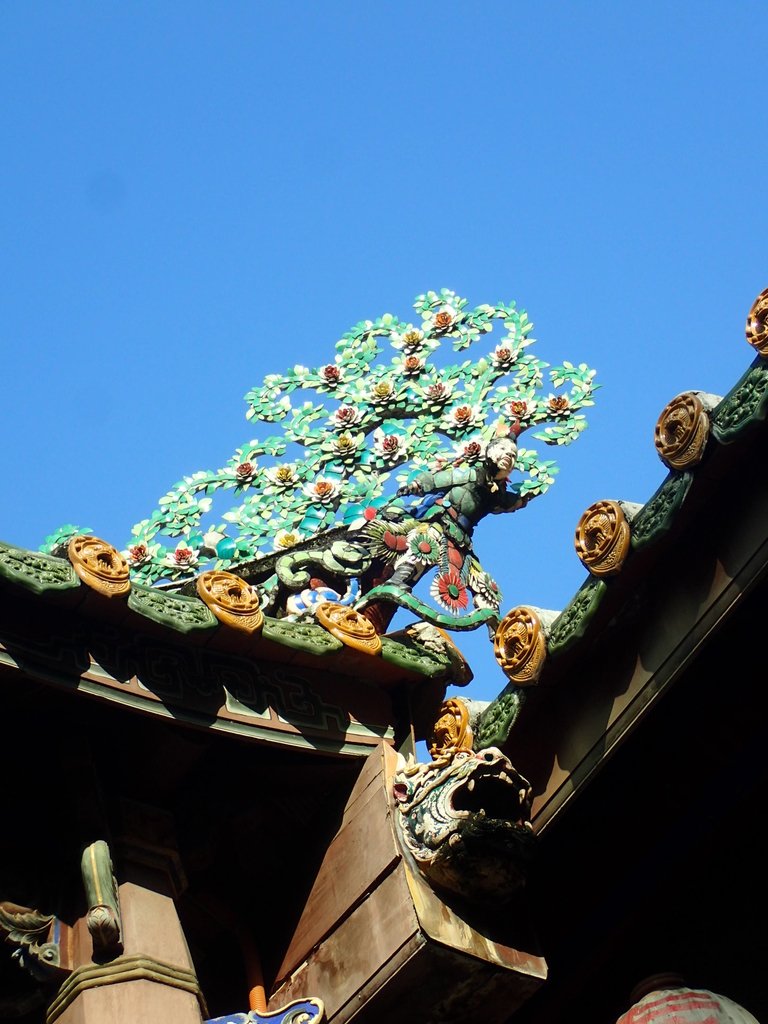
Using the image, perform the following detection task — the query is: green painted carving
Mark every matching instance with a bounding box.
[0,542,79,595]
[629,472,693,549]
[379,635,451,678]
[81,840,122,960]
[127,585,218,633]
[0,901,67,982]
[472,685,525,750]
[43,290,595,632]
[394,747,535,902]
[546,577,607,656]
[355,580,499,631]
[711,357,768,443]
[262,617,344,655]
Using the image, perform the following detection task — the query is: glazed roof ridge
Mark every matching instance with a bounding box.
[491,287,768,688]
[0,538,466,686]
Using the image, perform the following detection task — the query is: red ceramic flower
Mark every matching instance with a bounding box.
[452,405,473,426]
[334,405,358,426]
[548,395,569,413]
[128,543,148,564]
[174,547,194,565]
[426,381,450,402]
[322,364,341,384]
[235,461,255,481]
[431,570,470,613]
[314,481,335,499]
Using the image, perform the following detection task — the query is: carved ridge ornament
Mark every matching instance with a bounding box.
[654,392,710,470]
[315,602,382,655]
[574,500,631,578]
[429,697,473,758]
[493,606,547,685]
[67,536,131,597]
[196,571,264,634]
[746,286,768,356]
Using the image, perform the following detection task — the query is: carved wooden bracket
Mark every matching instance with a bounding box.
[0,901,69,983]
[81,840,123,961]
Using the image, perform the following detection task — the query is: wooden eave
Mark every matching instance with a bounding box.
[495,354,768,1022]
[505,356,768,830]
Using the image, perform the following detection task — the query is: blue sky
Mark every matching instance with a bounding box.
[1,3,766,700]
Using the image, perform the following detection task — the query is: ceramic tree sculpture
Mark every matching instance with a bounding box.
[44,289,596,631]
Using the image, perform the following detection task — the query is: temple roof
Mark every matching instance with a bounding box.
[0,539,470,756]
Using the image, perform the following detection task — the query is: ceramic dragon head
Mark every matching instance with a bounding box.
[392,747,535,903]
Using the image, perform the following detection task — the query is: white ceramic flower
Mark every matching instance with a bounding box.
[373,429,408,463]
[429,304,458,333]
[390,326,425,351]
[370,378,397,404]
[303,478,340,504]
[420,379,453,404]
[491,342,516,369]
[265,464,298,488]
[330,404,362,429]
[164,545,199,570]
[398,353,425,376]
[329,433,362,458]
[453,438,486,463]
[444,402,482,431]
[274,528,304,550]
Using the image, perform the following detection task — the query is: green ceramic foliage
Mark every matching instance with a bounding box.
[379,635,452,678]
[546,577,607,656]
[90,289,597,586]
[0,541,80,595]
[262,617,344,655]
[710,358,768,444]
[127,585,218,633]
[472,685,525,750]
[629,473,693,550]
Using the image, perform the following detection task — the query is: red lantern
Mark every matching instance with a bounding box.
[617,976,759,1024]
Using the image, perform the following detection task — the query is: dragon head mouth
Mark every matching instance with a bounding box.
[394,747,535,902]
[447,748,532,829]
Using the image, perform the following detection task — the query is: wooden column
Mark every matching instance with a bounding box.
[50,813,204,1024]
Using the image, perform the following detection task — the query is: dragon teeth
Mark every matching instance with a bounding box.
[467,778,475,792]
